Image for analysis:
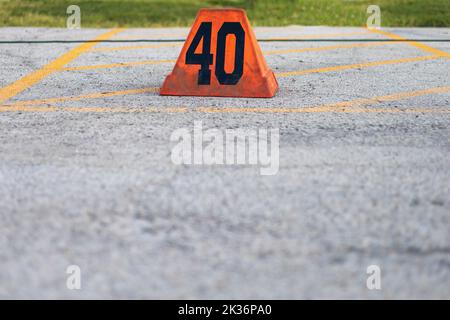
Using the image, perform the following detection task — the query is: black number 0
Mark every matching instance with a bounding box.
[186,22,245,85]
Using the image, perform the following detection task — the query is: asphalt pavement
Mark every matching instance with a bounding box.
[0,26,449,299]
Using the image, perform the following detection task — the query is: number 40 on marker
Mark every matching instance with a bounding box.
[186,22,245,85]
[160,8,278,98]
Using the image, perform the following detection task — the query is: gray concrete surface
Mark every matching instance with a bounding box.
[0,26,449,299]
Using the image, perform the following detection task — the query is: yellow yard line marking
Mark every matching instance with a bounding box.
[264,41,397,55]
[91,43,182,52]
[198,86,450,112]
[198,107,450,113]
[90,32,378,54]
[259,30,371,40]
[344,85,450,107]
[59,42,399,71]
[113,33,187,39]
[0,105,186,113]
[62,59,175,71]
[1,105,448,114]
[368,28,450,58]
[0,106,60,112]
[0,28,124,104]
[112,30,370,41]
[90,40,389,55]
[2,86,449,114]
[342,107,450,113]
[8,87,159,106]
[61,47,438,74]
[7,84,449,110]
[276,55,441,77]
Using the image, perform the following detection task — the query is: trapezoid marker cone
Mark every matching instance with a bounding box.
[160,8,278,98]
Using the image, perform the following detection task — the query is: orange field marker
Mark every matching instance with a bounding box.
[160,8,278,98]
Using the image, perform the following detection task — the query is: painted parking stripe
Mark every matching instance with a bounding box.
[89,41,397,55]
[258,31,372,41]
[264,41,397,55]
[6,85,449,110]
[1,105,448,114]
[59,53,440,75]
[276,55,440,77]
[368,28,450,58]
[109,30,371,41]
[0,28,124,104]
[91,43,182,52]
[2,86,449,114]
[8,87,159,106]
[62,59,176,71]
[113,33,187,39]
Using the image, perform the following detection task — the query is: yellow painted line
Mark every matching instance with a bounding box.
[62,59,175,71]
[343,107,450,113]
[198,107,450,113]
[113,33,187,39]
[0,105,186,113]
[92,41,395,56]
[61,47,438,74]
[355,86,450,106]
[60,42,398,72]
[7,84,449,111]
[264,41,397,55]
[368,28,450,58]
[276,55,441,77]
[198,86,450,112]
[1,105,448,114]
[91,43,182,52]
[90,40,389,55]
[90,32,378,54]
[2,86,449,114]
[259,31,371,40]
[0,28,124,104]
[8,87,159,106]
[112,31,370,41]
[0,106,60,112]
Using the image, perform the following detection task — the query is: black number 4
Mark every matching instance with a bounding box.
[186,22,245,85]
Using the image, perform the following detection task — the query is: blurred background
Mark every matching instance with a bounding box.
[0,0,449,28]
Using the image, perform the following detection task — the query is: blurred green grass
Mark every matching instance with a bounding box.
[0,0,448,27]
